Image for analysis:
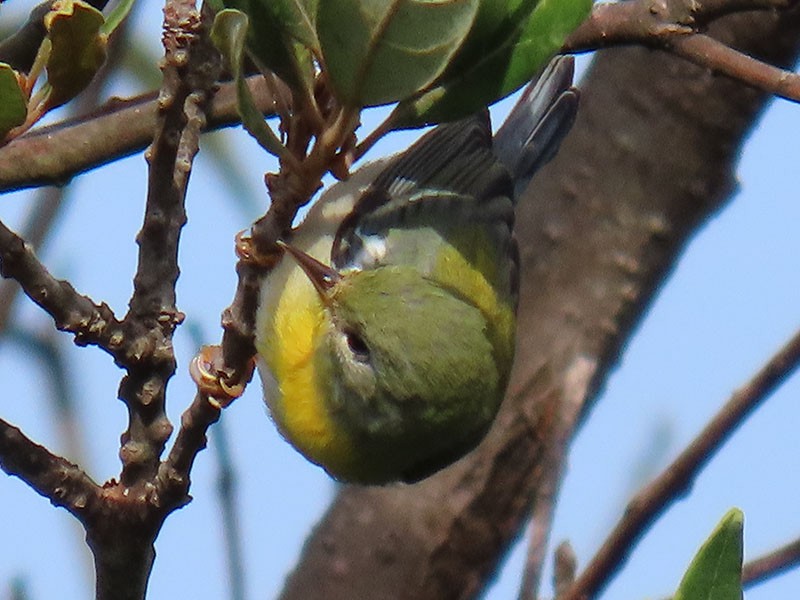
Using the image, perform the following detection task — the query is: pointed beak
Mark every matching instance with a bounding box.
[278,240,340,299]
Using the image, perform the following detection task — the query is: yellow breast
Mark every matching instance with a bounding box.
[256,254,358,475]
[254,173,380,476]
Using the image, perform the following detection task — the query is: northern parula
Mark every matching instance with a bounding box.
[255,57,578,485]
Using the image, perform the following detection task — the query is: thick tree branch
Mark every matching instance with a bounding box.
[560,328,800,600]
[276,10,800,600]
[0,77,275,193]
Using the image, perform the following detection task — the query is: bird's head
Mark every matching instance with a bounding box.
[279,242,509,483]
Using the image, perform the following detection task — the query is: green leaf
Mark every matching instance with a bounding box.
[0,63,27,138]
[211,9,290,160]
[100,0,137,35]
[393,0,591,126]
[674,508,744,600]
[44,0,107,110]
[271,0,319,50]
[317,0,479,108]
[222,0,316,96]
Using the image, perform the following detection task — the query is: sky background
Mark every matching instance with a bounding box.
[1,2,799,599]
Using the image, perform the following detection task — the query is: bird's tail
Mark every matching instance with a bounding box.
[493,56,579,200]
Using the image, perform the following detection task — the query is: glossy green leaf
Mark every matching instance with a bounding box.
[0,63,27,138]
[222,0,315,96]
[393,0,591,126]
[44,0,107,110]
[674,508,744,600]
[211,9,289,160]
[317,0,479,108]
[100,0,136,35]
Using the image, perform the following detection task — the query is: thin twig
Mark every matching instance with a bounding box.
[669,34,800,103]
[742,536,800,588]
[0,187,65,332]
[352,110,399,163]
[0,417,101,523]
[565,0,799,50]
[159,391,222,498]
[560,328,800,600]
[553,542,578,598]
[0,219,124,353]
[563,0,800,103]
[215,102,361,402]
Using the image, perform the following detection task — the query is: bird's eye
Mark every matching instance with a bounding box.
[344,330,370,363]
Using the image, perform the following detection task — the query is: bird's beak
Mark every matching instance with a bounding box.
[278,240,340,300]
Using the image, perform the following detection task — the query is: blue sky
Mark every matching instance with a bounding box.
[1,4,799,599]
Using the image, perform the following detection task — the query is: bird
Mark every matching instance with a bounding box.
[254,57,579,485]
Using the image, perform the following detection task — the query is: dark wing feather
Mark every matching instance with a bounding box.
[494,56,579,198]
[331,56,578,306]
[332,111,513,270]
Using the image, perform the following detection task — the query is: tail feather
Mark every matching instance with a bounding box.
[493,56,579,200]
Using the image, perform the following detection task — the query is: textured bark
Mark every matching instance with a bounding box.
[276,11,800,600]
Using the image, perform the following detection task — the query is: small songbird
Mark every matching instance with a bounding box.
[255,57,578,484]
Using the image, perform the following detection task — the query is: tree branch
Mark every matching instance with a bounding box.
[0,417,101,522]
[39,0,228,598]
[114,0,220,488]
[742,536,800,588]
[0,187,66,333]
[564,0,800,103]
[0,76,275,193]
[668,33,800,102]
[0,219,124,354]
[560,328,800,600]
